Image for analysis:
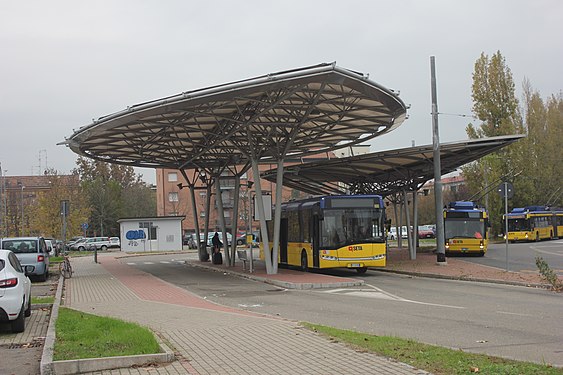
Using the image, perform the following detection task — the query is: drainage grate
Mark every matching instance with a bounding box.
[7,338,44,349]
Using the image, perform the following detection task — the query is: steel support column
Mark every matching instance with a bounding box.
[230,175,241,266]
[215,175,230,265]
[251,158,272,274]
[271,159,285,274]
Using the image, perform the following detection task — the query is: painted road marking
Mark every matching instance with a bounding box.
[323,285,465,309]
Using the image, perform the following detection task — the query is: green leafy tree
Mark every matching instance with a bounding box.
[463,51,522,235]
[74,157,156,236]
[27,169,90,239]
[463,52,563,235]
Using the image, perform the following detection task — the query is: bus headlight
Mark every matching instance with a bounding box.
[445,243,450,250]
[479,241,484,250]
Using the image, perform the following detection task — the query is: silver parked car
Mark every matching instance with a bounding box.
[0,237,50,282]
[71,237,111,251]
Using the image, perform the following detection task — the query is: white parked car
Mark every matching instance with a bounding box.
[45,239,54,256]
[0,249,33,333]
[109,237,121,248]
[387,226,410,240]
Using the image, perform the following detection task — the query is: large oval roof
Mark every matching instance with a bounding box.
[64,63,407,170]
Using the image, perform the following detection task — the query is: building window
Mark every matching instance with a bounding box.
[168,172,178,182]
[168,192,179,202]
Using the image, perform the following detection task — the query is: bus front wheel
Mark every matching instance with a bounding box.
[356,267,368,274]
[300,251,308,272]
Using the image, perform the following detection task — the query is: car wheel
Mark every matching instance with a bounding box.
[24,297,32,317]
[11,304,26,333]
[237,239,244,245]
[78,246,85,251]
[101,245,107,251]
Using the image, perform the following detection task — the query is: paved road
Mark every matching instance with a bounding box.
[463,239,563,275]
[128,254,563,367]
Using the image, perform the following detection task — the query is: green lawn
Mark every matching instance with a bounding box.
[54,308,161,361]
[304,323,562,375]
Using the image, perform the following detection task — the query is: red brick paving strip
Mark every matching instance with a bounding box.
[100,256,264,317]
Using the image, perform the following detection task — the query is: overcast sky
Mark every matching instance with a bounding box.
[1,1,561,184]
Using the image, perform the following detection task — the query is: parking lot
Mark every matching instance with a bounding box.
[0,275,57,375]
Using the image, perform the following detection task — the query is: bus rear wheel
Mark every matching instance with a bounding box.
[356,267,368,274]
[300,251,308,272]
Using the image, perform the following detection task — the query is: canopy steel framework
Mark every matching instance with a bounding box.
[63,63,408,274]
[65,63,406,170]
[261,135,525,196]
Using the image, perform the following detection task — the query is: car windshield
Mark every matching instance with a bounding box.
[2,240,38,254]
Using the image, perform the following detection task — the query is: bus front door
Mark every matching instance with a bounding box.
[280,218,288,264]
[312,215,320,268]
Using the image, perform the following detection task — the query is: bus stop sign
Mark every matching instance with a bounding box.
[497,182,514,199]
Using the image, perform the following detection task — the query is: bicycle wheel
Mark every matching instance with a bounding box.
[59,261,72,279]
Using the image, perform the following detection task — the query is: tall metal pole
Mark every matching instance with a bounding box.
[21,185,25,237]
[0,165,3,237]
[431,56,446,264]
[504,182,509,271]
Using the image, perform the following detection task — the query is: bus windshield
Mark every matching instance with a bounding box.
[321,208,384,248]
[444,219,485,239]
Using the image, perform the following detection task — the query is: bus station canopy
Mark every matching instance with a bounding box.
[260,135,525,196]
[63,63,407,171]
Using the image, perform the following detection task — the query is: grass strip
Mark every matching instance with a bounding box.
[32,296,55,304]
[303,323,562,375]
[54,307,161,361]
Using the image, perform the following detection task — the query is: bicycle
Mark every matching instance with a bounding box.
[59,252,73,279]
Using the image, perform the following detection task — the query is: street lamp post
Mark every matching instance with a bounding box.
[20,184,25,237]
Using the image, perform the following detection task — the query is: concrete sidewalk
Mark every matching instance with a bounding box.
[64,253,430,375]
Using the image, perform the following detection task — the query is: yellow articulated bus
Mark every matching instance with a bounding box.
[505,206,563,242]
[264,195,387,273]
[443,201,490,256]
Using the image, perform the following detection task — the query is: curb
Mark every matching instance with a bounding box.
[188,261,365,289]
[52,336,174,375]
[374,268,551,289]
[40,274,64,375]
[40,273,175,375]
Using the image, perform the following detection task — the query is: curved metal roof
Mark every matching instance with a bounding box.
[261,135,525,196]
[63,63,407,170]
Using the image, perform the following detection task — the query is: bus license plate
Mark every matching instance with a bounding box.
[350,263,361,267]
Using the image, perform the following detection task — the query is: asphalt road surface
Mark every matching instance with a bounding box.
[128,254,563,367]
[463,239,563,275]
